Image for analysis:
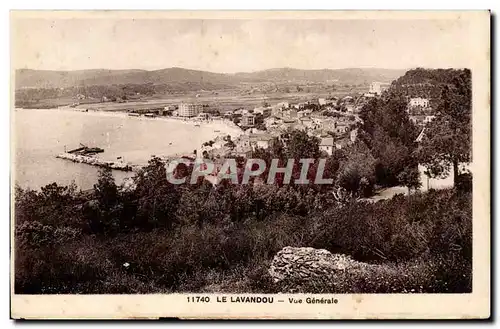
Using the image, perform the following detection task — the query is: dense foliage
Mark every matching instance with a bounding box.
[358,68,472,187]
[415,69,472,183]
[15,162,472,294]
[358,94,418,186]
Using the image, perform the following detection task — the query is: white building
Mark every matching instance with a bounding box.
[318,98,327,106]
[277,102,290,109]
[178,103,203,117]
[424,115,436,124]
[350,128,358,143]
[319,137,334,156]
[409,97,430,108]
[253,134,274,149]
[298,109,312,118]
[369,82,391,95]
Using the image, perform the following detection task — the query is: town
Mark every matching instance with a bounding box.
[114,81,433,163]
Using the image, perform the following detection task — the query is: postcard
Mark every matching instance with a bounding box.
[10,10,490,319]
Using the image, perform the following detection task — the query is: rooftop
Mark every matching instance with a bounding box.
[320,137,334,146]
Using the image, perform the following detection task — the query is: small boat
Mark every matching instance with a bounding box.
[128,113,140,117]
[194,124,200,127]
[67,143,104,155]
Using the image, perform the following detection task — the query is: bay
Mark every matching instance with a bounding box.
[13,109,240,190]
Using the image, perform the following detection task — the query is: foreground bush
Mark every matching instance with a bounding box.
[14,182,472,294]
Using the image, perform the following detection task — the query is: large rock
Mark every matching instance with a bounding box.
[268,246,365,291]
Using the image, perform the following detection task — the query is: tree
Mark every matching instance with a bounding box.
[358,87,419,187]
[336,142,377,196]
[132,156,180,230]
[397,166,422,196]
[416,69,471,186]
[94,167,118,211]
[91,167,123,233]
[284,129,320,160]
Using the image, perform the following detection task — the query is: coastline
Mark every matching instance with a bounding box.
[16,107,243,140]
[15,107,244,179]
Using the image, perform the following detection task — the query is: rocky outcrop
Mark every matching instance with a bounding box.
[268,246,367,292]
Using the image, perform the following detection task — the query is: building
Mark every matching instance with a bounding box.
[424,115,436,124]
[253,107,272,116]
[163,106,175,115]
[234,108,249,115]
[320,137,334,156]
[241,113,255,127]
[298,109,312,118]
[293,102,307,110]
[271,105,285,117]
[197,112,210,120]
[299,116,315,129]
[236,133,273,151]
[334,122,350,134]
[277,102,290,109]
[282,109,298,119]
[409,97,430,108]
[369,82,391,96]
[335,138,351,149]
[318,98,327,106]
[179,103,203,117]
[250,133,274,150]
[212,135,227,149]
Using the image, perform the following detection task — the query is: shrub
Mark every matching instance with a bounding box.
[14,173,472,294]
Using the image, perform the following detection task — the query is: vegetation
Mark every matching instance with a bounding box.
[15,173,472,293]
[14,68,473,294]
[358,93,418,187]
[415,69,472,185]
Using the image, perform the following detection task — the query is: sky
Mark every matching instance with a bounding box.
[12,18,474,73]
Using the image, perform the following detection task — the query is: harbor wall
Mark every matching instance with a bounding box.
[56,153,133,171]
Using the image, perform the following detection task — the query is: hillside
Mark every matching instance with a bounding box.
[389,68,472,100]
[15,68,238,89]
[16,67,406,89]
[234,67,406,84]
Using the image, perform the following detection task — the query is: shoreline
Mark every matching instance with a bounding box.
[15,107,244,172]
[16,107,243,139]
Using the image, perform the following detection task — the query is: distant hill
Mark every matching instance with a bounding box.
[233,67,406,84]
[15,67,406,89]
[389,68,472,100]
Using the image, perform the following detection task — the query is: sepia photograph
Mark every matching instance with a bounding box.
[10,10,490,319]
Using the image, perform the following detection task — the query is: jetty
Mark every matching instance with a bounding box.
[56,144,133,171]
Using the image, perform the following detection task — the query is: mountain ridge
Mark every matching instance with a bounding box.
[15,67,407,89]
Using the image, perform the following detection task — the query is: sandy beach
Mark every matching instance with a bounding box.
[15,108,243,189]
[56,107,244,139]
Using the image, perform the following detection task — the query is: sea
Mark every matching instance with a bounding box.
[13,109,239,191]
